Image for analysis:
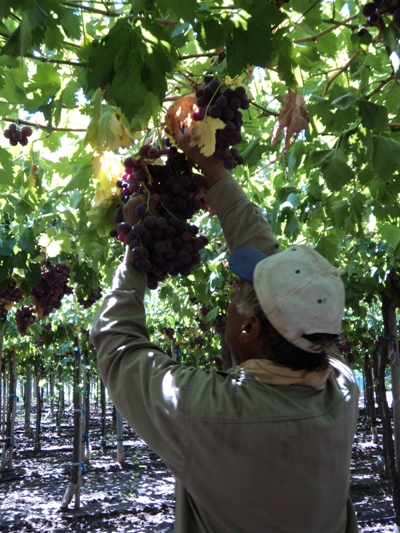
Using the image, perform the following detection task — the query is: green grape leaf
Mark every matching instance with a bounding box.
[315,233,342,264]
[358,100,388,132]
[331,93,358,110]
[322,151,355,192]
[371,136,400,179]
[379,224,400,246]
[0,147,14,188]
[156,0,197,22]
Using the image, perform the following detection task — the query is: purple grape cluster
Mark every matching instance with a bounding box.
[77,286,102,309]
[0,283,24,320]
[214,314,227,335]
[359,1,400,34]
[196,303,226,335]
[110,143,209,290]
[31,263,72,317]
[3,123,33,147]
[164,327,174,339]
[16,305,37,335]
[193,78,249,170]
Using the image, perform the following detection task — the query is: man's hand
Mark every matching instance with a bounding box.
[174,126,232,189]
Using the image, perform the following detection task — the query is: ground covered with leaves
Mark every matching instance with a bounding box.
[0,405,394,532]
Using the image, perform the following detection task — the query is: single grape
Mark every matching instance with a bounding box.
[19,136,28,146]
[9,123,17,132]
[368,12,379,24]
[222,88,235,100]
[240,98,250,110]
[208,105,222,118]
[234,86,247,99]
[4,129,12,139]
[208,79,220,94]
[139,145,150,156]
[358,26,368,36]
[221,107,234,121]
[124,156,135,168]
[224,158,236,170]
[393,8,400,27]
[147,147,159,158]
[229,97,241,111]
[362,3,376,17]
[12,131,23,141]
[216,95,228,108]
[135,203,146,219]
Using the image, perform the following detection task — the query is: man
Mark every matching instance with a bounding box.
[90,132,359,533]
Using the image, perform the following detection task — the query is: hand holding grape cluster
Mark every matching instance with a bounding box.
[111,77,249,290]
[3,123,33,146]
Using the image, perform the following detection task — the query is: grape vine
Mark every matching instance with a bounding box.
[110,143,208,290]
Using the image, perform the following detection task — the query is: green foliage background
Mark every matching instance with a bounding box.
[0,0,399,371]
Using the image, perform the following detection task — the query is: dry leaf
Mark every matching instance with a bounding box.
[189,116,225,157]
[271,92,309,150]
[165,95,197,135]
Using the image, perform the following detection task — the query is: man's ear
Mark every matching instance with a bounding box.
[239,315,262,343]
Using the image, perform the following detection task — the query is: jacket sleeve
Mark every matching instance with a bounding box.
[204,176,279,256]
[90,175,279,478]
[90,265,195,479]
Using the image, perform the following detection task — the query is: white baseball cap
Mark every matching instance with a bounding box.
[228,245,345,353]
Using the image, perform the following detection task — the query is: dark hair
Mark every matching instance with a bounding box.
[235,281,337,372]
[256,311,336,372]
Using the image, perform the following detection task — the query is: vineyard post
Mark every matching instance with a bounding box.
[50,371,55,418]
[100,378,106,448]
[1,365,6,437]
[24,365,32,437]
[60,344,83,510]
[379,292,400,527]
[1,350,17,471]
[116,409,124,465]
[34,366,42,452]
[0,322,4,437]
[364,352,378,444]
[83,348,91,464]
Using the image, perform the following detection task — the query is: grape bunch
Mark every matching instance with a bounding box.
[164,327,174,339]
[359,1,400,34]
[77,286,102,309]
[3,123,33,147]
[16,305,37,335]
[0,283,24,320]
[214,314,227,335]
[110,143,208,290]
[31,262,72,317]
[193,77,249,170]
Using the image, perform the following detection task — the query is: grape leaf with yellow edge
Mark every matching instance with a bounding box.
[85,89,136,152]
[189,116,225,157]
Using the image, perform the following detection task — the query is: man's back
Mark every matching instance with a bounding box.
[170,356,359,533]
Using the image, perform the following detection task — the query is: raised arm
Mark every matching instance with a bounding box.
[175,127,279,256]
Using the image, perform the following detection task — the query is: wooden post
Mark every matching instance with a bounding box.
[1,350,17,471]
[24,365,32,437]
[82,349,91,464]
[116,409,124,464]
[364,352,378,444]
[34,366,42,452]
[60,344,83,510]
[100,379,106,448]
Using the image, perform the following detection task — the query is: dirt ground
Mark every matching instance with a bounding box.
[0,404,395,532]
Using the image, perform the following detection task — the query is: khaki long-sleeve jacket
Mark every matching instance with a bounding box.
[90,177,359,533]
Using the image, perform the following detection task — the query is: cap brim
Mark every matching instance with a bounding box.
[228,246,268,283]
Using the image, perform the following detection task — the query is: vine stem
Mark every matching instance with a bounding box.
[64,2,178,25]
[250,100,279,117]
[25,54,84,67]
[365,74,395,99]
[0,117,87,132]
[321,49,362,97]
[293,14,358,44]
